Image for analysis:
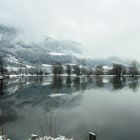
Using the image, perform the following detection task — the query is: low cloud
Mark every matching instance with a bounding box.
[0,0,140,60]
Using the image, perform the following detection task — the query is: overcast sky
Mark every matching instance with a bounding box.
[0,0,140,60]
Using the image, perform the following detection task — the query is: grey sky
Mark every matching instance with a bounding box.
[0,0,140,60]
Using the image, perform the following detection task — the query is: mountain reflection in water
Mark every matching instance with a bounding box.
[0,76,140,140]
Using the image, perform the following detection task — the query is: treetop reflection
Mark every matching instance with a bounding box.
[0,76,139,97]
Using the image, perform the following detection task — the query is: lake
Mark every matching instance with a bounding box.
[0,76,140,140]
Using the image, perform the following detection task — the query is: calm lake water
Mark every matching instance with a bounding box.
[0,76,140,140]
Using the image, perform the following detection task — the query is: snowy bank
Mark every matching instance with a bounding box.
[0,134,73,140]
[28,134,73,140]
[0,135,10,140]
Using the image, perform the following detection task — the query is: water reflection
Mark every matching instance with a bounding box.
[128,77,139,91]
[52,76,63,90]
[0,76,140,140]
[0,76,139,97]
[111,76,124,90]
[66,76,72,88]
[95,76,104,87]
[0,79,4,95]
[73,77,80,91]
[81,77,87,91]
[0,102,17,125]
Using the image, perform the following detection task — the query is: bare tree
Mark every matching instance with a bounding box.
[52,63,64,76]
[129,60,139,77]
[95,65,103,75]
[18,59,23,75]
[111,63,122,77]
[81,67,87,75]
[73,65,80,75]
[66,65,72,76]
[0,56,6,76]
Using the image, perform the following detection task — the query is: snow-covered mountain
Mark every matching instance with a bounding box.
[0,24,132,71]
[0,24,82,66]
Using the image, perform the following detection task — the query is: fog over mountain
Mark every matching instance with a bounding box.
[1,1,140,140]
[0,0,140,60]
[0,24,82,65]
[0,24,131,68]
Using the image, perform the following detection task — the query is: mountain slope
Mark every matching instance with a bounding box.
[0,24,132,70]
[0,25,82,65]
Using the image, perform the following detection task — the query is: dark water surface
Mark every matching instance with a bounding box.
[0,76,140,140]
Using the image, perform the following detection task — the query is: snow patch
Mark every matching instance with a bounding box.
[89,132,96,136]
[103,65,112,70]
[29,134,73,140]
[9,74,19,78]
[49,93,67,97]
[7,55,19,64]
[0,76,3,79]
[0,135,10,140]
[42,64,52,67]
[103,78,109,83]
[7,66,19,72]
[26,65,35,69]
[42,82,51,86]
[48,52,65,56]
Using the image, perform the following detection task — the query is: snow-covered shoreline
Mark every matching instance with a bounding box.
[0,134,73,140]
[28,134,73,140]
[0,135,10,140]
